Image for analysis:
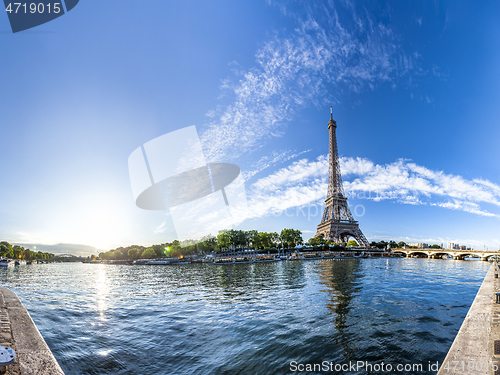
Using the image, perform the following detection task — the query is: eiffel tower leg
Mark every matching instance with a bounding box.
[351,228,369,247]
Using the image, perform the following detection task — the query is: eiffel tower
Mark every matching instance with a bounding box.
[315,108,369,247]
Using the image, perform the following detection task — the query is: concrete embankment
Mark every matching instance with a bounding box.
[0,287,64,375]
[437,263,495,375]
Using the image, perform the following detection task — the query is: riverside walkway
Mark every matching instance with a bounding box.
[0,287,64,375]
[437,262,500,375]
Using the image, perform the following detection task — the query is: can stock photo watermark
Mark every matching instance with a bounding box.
[3,0,79,33]
[289,360,441,373]
[271,202,366,221]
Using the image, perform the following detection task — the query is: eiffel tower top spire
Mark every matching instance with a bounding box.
[329,106,336,128]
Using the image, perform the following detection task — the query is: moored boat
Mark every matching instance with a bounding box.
[148,260,172,265]
[0,259,14,268]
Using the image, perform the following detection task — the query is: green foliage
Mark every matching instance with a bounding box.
[280,228,303,249]
[346,240,358,247]
[307,236,326,246]
[97,227,308,260]
[128,248,140,259]
[217,230,231,251]
[152,244,165,257]
[370,241,388,249]
[257,232,270,249]
[246,230,260,249]
[141,248,157,259]
[269,232,279,247]
[198,235,217,253]
[0,241,52,259]
[227,229,247,249]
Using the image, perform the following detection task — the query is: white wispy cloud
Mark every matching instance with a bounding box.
[199,2,420,163]
[154,220,168,234]
[157,154,500,240]
[245,155,500,219]
[243,149,311,180]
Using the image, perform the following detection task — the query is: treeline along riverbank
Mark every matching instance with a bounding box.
[0,241,54,260]
[98,228,304,260]
[97,226,442,261]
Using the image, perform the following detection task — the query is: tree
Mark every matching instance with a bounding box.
[227,229,246,249]
[12,245,23,259]
[199,235,217,253]
[246,230,259,249]
[308,236,320,246]
[370,241,388,249]
[347,240,358,247]
[152,244,165,257]
[397,241,406,248]
[217,230,231,251]
[269,232,280,248]
[23,248,33,260]
[99,251,111,260]
[258,232,270,249]
[0,242,12,257]
[141,248,156,259]
[128,248,140,259]
[165,242,182,258]
[280,229,303,249]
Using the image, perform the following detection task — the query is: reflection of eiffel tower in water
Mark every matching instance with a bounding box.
[317,259,362,360]
[315,108,369,247]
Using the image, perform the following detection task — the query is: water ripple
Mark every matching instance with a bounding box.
[0,258,489,374]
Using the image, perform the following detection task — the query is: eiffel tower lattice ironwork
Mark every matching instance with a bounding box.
[315,108,369,247]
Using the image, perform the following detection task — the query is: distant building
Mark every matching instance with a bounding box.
[448,243,460,250]
[407,242,428,249]
[439,243,444,249]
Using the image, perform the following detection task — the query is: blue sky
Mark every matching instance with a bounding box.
[1,1,499,255]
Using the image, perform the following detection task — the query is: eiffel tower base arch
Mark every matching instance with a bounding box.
[316,221,369,247]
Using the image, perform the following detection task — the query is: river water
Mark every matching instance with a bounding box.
[0,258,490,374]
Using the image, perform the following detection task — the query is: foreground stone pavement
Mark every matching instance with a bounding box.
[0,287,64,375]
[438,262,496,375]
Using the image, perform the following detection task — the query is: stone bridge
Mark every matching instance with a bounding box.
[392,248,499,261]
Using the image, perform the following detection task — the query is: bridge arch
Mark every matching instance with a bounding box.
[428,252,454,259]
[407,251,429,258]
